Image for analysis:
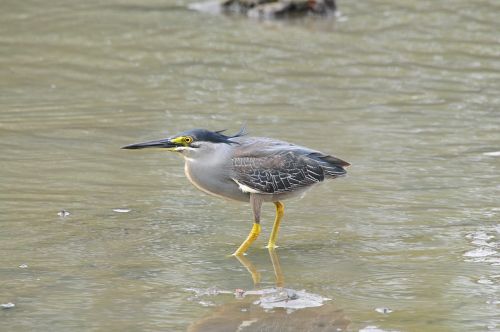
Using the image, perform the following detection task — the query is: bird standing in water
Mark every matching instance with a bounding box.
[123,127,349,256]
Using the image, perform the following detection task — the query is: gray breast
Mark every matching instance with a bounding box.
[184,156,250,203]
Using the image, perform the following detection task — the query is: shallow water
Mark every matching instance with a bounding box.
[1,0,499,331]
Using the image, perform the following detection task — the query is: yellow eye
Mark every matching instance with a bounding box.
[184,136,193,144]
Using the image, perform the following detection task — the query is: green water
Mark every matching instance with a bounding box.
[1,0,499,331]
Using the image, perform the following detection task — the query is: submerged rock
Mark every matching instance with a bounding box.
[188,296,349,331]
[187,286,346,331]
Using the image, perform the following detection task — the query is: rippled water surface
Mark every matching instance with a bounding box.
[1,0,499,331]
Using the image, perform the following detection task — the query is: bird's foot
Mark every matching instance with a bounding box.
[231,223,261,256]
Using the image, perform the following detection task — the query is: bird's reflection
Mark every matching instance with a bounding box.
[233,253,262,285]
[234,248,284,287]
[188,249,350,332]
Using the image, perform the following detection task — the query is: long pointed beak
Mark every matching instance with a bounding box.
[121,138,177,150]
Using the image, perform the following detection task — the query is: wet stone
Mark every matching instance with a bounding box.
[191,0,337,19]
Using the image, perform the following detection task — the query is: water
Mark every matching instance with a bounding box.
[1,0,499,331]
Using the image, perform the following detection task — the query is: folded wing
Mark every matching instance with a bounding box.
[231,145,349,194]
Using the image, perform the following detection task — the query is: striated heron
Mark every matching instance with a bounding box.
[123,127,349,256]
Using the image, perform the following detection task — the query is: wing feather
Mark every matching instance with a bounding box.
[232,151,325,194]
[230,138,349,194]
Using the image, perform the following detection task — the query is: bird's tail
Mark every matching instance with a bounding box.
[313,153,350,177]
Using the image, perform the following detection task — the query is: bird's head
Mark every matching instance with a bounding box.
[122,127,246,157]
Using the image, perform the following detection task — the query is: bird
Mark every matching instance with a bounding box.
[122,127,349,256]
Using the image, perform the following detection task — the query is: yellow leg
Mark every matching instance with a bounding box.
[232,223,261,256]
[266,201,284,249]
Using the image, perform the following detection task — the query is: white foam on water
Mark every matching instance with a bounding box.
[464,228,499,265]
[1,303,15,309]
[464,247,497,258]
[375,307,393,314]
[483,151,500,156]
[113,208,131,213]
